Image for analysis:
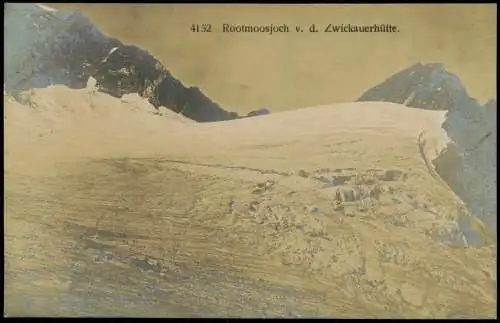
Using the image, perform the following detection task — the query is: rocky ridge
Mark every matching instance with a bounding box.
[4,3,240,122]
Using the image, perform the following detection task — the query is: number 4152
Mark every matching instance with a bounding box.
[190,24,212,33]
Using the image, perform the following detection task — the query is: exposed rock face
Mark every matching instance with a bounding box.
[434,98,497,235]
[246,108,271,118]
[357,62,469,111]
[4,3,239,122]
[359,62,497,238]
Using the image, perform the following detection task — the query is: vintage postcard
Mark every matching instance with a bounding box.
[4,3,496,318]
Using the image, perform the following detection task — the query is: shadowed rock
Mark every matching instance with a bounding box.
[433,99,497,235]
[246,108,271,118]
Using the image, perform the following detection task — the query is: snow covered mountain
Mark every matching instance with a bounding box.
[4,3,238,122]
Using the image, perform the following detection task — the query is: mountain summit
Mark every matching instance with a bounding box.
[4,3,239,122]
[357,62,474,111]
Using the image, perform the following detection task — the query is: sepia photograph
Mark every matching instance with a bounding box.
[4,3,497,318]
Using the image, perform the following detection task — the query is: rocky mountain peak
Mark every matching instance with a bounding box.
[4,3,239,123]
[357,62,474,111]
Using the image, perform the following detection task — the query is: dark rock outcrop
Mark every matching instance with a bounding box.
[4,3,240,122]
[246,108,271,118]
[434,97,497,235]
[357,62,470,111]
